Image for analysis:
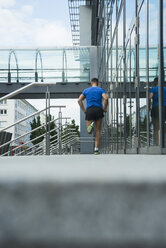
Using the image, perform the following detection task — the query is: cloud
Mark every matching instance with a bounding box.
[34,21,72,46]
[0,0,15,8]
[21,5,34,15]
[0,2,72,47]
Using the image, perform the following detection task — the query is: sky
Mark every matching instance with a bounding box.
[0,0,81,126]
[0,0,165,127]
[0,0,72,47]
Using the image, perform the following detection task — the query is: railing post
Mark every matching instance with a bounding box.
[146,0,150,148]
[135,0,140,154]
[58,107,62,155]
[35,72,38,82]
[158,0,164,151]
[123,0,127,154]
[8,72,11,84]
[45,86,50,155]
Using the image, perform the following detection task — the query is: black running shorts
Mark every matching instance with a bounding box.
[85,106,104,121]
[151,106,166,120]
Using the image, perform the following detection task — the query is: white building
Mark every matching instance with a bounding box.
[0,99,38,146]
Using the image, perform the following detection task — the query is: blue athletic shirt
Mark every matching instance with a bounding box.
[149,86,166,107]
[82,86,106,110]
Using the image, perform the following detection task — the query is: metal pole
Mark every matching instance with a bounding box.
[110,1,113,153]
[116,0,119,154]
[35,72,38,82]
[45,86,50,155]
[58,107,62,155]
[120,61,122,151]
[158,0,164,150]
[123,0,127,154]
[129,36,132,149]
[135,0,140,154]
[48,88,51,153]
[146,0,150,148]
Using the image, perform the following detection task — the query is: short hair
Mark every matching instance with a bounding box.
[154,77,158,82]
[91,78,99,85]
[154,77,158,86]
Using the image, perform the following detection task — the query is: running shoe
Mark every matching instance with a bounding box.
[94,150,100,155]
[87,121,94,134]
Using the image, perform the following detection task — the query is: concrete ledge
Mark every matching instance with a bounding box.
[0,155,166,248]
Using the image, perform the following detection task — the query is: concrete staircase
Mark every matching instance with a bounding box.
[0,155,166,248]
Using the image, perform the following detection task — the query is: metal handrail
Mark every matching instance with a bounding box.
[0,117,70,152]
[0,81,80,156]
[5,123,61,156]
[50,136,80,154]
[0,81,57,102]
[3,122,75,156]
[17,128,79,156]
[33,128,80,155]
[25,126,77,155]
[0,105,65,133]
[48,130,79,152]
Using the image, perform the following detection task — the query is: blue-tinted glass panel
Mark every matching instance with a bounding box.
[0,47,90,83]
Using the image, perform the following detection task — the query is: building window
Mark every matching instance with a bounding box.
[0,109,7,115]
[0,100,7,105]
[0,121,7,128]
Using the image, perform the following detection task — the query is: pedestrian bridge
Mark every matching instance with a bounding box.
[0,46,161,99]
[0,154,166,248]
[0,47,92,99]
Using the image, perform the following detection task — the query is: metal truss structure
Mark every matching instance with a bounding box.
[68,0,92,46]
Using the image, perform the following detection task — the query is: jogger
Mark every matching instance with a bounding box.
[78,78,108,154]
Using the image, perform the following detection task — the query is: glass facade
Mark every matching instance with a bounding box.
[0,47,90,83]
[95,0,166,154]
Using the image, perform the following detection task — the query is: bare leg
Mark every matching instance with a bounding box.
[86,121,93,134]
[95,118,102,148]
[86,120,92,130]
[152,118,159,146]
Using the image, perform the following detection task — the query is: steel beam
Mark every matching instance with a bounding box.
[0,82,165,99]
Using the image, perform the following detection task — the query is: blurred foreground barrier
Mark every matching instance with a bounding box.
[0,155,166,248]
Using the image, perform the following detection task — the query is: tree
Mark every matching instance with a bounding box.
[70,119,80,137]
[30,116,45,145]
[62,119,80,142]
[126,114,135,138]
[47,115,57,144]
[140,116,147,132]
[61,119,80,153]
[63,119,80,137]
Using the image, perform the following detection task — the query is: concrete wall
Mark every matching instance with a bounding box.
[80,6,92,46]
[0,155,166,248]
[80,47,98,154]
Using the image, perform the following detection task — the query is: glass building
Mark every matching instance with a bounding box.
[68,0,166,154]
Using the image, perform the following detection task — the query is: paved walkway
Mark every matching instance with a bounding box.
[1,154,166,182]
